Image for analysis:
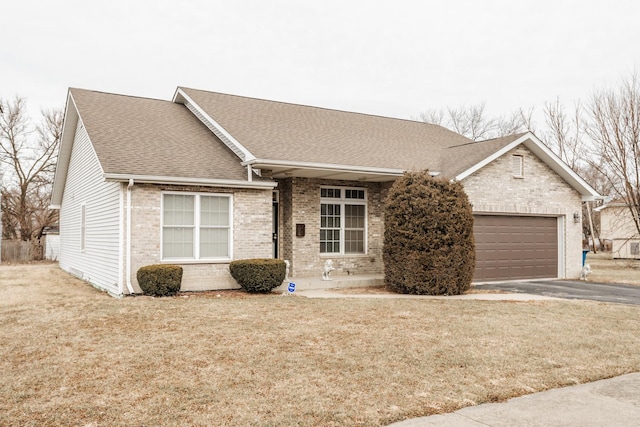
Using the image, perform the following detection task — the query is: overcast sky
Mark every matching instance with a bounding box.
[2,0,639,124]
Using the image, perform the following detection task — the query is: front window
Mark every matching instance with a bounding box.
[320,187,366,254]
[162,193,232,260]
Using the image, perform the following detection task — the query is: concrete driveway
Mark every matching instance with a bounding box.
[474,280,640,305]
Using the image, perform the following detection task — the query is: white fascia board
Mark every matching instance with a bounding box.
[103,173,277,189]
[50,91,80,206]
[243,158,407,177]
[594,202,625,212]
[455,132,603,200]
[173,88,256,162]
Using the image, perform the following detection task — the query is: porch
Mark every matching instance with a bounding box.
[274,273,384,292]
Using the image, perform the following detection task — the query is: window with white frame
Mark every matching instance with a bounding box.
[320,187,366,254]
[162,193,232,260]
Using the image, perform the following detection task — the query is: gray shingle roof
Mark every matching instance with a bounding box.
[70,88,249,181]
[439,133,528,178]
[179,87,472,172]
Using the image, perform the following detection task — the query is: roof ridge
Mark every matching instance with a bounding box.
[70,87,170,103]
[178,86,464,132]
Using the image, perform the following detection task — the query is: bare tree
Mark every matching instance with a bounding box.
[417,102,534,141]
[583,72,640,238]
[0,97,62,241]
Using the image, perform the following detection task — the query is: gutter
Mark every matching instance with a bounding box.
[242,158,406,177]
[125,179,135,294]
[103,173,276,189]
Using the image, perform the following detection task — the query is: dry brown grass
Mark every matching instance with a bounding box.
[586,252,640,285]
[2,264,640,426]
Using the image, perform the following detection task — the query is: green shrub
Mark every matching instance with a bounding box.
[229,259,286,293]
[383,171,475,295]
[136,264,183,296]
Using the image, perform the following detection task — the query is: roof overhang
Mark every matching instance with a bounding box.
[243,159,407,182]
[455,132,603,202]
[50,91,80,208]
[103,173,278,189]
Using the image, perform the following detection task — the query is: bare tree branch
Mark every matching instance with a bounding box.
[583,72,640,238]
[417,102,534,141]
[0,97,62,241]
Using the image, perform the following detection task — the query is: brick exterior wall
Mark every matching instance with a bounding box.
[124,144,584,291]
[461,145,584,279]
[276,177,391,278]
[127,184,272,292]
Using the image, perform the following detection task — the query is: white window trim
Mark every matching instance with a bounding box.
[161,191,234,262]
[320,186,368,255]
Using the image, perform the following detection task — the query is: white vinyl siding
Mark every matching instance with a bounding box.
[59,120,121,294]
[80,204,86,252]
[161,193,232,261]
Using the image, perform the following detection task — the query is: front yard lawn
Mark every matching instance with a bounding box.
[2,264,640,426]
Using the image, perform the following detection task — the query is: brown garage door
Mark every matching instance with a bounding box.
[473,215,558,282]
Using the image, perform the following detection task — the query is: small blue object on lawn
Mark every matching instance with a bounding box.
[582,250,589,266]
[287,282,296,293]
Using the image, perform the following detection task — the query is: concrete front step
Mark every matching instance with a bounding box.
[274,274,384,291]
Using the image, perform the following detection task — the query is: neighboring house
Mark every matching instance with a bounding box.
[597,202,640,259]
[43,226,60,261]
[51,87,601,296]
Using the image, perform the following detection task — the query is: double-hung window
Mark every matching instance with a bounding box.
[320,187,366,254]
[162,193,232,260]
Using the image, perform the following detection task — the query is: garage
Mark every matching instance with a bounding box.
[473,215,558,282]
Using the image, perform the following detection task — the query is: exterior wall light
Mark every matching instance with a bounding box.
[573,212,580,223]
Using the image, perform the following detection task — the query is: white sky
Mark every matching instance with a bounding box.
[2,0,639,124]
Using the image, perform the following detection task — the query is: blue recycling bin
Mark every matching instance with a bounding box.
[582,250,589,266]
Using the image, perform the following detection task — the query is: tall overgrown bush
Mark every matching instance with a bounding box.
[383,171,475,295]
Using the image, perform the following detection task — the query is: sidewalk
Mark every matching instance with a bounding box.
[388,373,640,426]
[296,288,559,301]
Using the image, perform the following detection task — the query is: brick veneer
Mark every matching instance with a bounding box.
[462,145,584,279]
[126,144,584,292]
[275,177,392,278]
[127,184,272,292]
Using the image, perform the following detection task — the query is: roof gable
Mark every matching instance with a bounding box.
[453,132,602,201]
[52,89,275,205]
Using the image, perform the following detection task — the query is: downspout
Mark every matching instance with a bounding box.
[125,179,135,294]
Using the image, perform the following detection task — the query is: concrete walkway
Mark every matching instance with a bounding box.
[296,288,559,301]
[387,373,640,426]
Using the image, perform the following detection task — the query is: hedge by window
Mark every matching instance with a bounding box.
[320,187,366,254]
[162,193,232,260]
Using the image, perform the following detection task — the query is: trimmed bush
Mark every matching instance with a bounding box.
[136,264,183,296]
[229,259,286,293]
[383,171,475,295]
